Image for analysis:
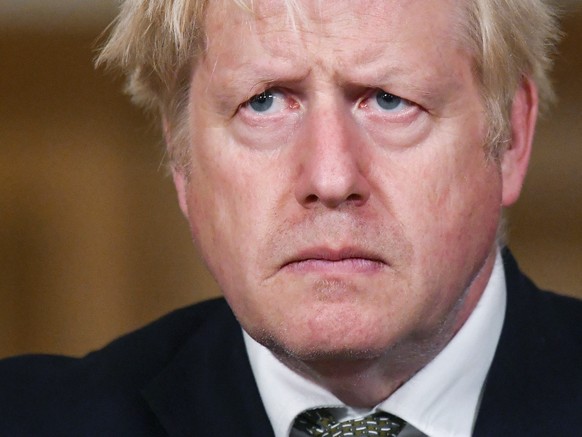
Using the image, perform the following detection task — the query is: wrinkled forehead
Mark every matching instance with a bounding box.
[205,0,467,57]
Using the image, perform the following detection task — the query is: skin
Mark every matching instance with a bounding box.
[172,0,537,406]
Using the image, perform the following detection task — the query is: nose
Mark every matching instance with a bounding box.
[294,105,371,209]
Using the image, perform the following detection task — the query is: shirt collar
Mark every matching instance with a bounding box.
[379,251,506,436]
[244,251,506,437]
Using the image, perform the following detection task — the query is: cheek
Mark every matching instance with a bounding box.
[192,169,248,234]
[424,161,501,270]
[387,134,502,264]
[184,140,280,286]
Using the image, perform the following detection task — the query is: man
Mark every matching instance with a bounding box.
[1,0,580,435]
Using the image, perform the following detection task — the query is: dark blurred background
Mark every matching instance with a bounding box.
[1,1,581,359]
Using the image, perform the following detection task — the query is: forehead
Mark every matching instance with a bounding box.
[201,0,467,79]
[206,0,464,47]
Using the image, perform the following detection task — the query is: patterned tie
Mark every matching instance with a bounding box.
[294,408,406,437]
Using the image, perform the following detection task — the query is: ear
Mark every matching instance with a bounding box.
[500,76,538,207]
[163,115,190,219]
[172,169,190,218]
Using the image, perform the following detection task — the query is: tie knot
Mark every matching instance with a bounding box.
[294,408,405,437]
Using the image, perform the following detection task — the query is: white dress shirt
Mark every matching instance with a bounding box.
[243,252,506,437]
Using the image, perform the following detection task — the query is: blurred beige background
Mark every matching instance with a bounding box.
[1,2,581,359]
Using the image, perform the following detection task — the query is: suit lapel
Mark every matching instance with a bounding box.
[141,302,275,437]
[472,250,536,436]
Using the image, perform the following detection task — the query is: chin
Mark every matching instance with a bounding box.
[250,313,401,363]
[233,276,421,361]
[264,338,389,365]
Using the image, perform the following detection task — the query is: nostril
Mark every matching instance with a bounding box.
[305,194,319,204]
[300,191,367,209]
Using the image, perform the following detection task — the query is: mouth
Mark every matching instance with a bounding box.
[281,247,387,274]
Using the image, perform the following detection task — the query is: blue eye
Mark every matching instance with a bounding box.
[249,91,274,112]
[375,91,403,111]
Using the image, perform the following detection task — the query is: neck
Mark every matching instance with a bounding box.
[277,332,448,407]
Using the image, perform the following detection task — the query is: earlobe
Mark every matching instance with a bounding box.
[173,169,190,219]
[501,76,538,207]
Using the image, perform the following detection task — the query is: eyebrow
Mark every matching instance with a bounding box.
[206,56,311,100]
[336,61,464,109]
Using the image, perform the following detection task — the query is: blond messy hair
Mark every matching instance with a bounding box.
[97,0,560,167]
[463,0,561,157]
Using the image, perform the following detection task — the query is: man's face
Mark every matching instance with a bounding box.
[175,0,522,361]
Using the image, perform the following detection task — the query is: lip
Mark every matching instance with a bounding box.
[281,247,387,274]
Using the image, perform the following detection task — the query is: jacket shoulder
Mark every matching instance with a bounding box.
[0,298,233,435]
[475,252,582,435]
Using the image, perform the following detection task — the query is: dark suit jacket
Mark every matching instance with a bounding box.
[1,250,581,436]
